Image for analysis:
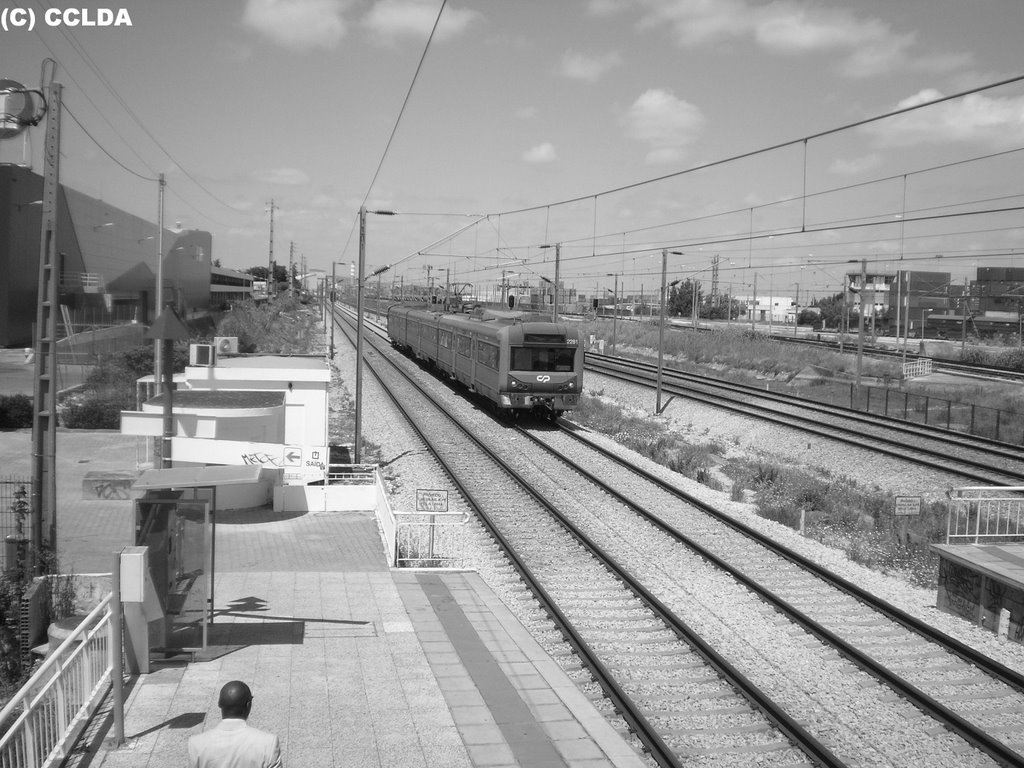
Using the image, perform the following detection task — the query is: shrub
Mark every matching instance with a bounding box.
[0,394,33,429]
[62,392,136,429]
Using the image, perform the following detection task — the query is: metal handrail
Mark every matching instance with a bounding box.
[947,486,1024,543]
[0,594,114,768]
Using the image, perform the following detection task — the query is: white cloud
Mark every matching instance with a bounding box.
[523,142,557,164]
[828,153,882,176]
[585,0,633,17]
[362,0,480,44]
[251,167,311,186]
[559,50,622,82]
[636,0,958,79]
[622,88,704,164]
[242,0,347,51]
[867,89,1024,147]
[515,106,538,120]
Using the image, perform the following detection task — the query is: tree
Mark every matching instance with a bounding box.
[668,279,701,318]
[814,293,852,331]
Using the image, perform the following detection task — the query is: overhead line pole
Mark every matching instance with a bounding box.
[31,79,62,569]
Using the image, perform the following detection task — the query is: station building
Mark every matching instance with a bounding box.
[0,163,252,348]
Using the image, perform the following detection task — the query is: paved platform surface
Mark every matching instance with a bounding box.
[0,429,646,768]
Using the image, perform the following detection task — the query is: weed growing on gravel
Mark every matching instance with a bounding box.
[573,393,945,588]
[573,394,731,493]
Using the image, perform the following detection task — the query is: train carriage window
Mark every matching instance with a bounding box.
[511,346,576,372]
[477,342,498,369]
[439,330,453,349]
[456,334,473,357]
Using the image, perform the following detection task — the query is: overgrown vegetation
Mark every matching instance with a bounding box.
[573,385,945,590]
[55,297,323,430]
[0,394,33,429]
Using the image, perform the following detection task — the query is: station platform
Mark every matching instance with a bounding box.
[932,542,1024,645]
[0,428,646,768]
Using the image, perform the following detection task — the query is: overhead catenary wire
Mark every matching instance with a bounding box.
[487,73,1024,220]
[396,73,1024,294]
[358,0,448,210]
[29,0,249,217]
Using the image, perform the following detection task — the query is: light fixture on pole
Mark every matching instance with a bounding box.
[153,174,165,394]
[539,243,561,322]
[329,261,338,359]
[355,206,395,464]
[606,274,618,353]
[656,250,683,414]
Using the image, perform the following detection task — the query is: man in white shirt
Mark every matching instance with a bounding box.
[188,680,282,768]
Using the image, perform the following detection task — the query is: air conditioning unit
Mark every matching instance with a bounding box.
[214,336,239,355]
[189,343,214,366]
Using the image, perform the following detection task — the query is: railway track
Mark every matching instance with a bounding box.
[586,352,1024,486]
[333,308,1024,767]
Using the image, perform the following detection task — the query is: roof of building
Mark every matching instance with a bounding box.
[146,390,284,408]
[216,355,327,370]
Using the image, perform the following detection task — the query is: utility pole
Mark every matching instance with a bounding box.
[751,272,757,330]
[288,241,295,296]
[266,199,276,297]
[793,282,799,336]
[901,272,911,365]
[356,207,366,463]
[329,261,336,358]
[856,259,866,402]
[961,276,969,355]
[153,173,165,394]
[31,78,61,568]
[553,243,561,322]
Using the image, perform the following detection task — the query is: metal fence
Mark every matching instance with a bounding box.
[394,511,468,568]
[901,358,933,379]
[0,478,31,571]
[947,486,1024,544]
[0,596,113,768]
[784,381,1024,444]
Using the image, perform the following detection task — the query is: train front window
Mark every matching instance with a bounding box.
[510,347,576,372]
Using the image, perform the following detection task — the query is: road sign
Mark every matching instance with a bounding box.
[416,489,449,513]
[894,496,922,516]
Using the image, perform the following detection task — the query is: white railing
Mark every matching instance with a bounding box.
[947,486,1024,544]
[902,358,933,379]
[0,596,114,768]
[394,511,468,568]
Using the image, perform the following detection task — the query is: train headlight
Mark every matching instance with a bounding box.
[556,379,577,392]
[508,377,530,391]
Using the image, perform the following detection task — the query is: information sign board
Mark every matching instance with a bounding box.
[416,489,449,513]
[894,496,923,516]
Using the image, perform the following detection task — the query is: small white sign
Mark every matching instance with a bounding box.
[894,496,923,516]
[416,489,449,513]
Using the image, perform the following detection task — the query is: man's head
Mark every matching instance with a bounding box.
[218,680,253,719]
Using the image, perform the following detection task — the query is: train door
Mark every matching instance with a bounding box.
[455,333,473,384]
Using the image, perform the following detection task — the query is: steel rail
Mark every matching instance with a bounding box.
[586,356,1024,486]
[522,424,1024,767]
[334,308,848,768]
[589,350,1023,455]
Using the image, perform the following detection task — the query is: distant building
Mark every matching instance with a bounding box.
[0,164,217,347]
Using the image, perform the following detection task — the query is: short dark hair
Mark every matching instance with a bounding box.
[218,680,253,718]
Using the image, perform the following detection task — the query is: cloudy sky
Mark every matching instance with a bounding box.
[2,0,1023,302]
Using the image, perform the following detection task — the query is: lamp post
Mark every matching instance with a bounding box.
[656,249,683,414]
[153,174,166,394]
[354,206,395,464]
[540,243,561,321]
[606,274,618,353]
[792,282,799,336]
